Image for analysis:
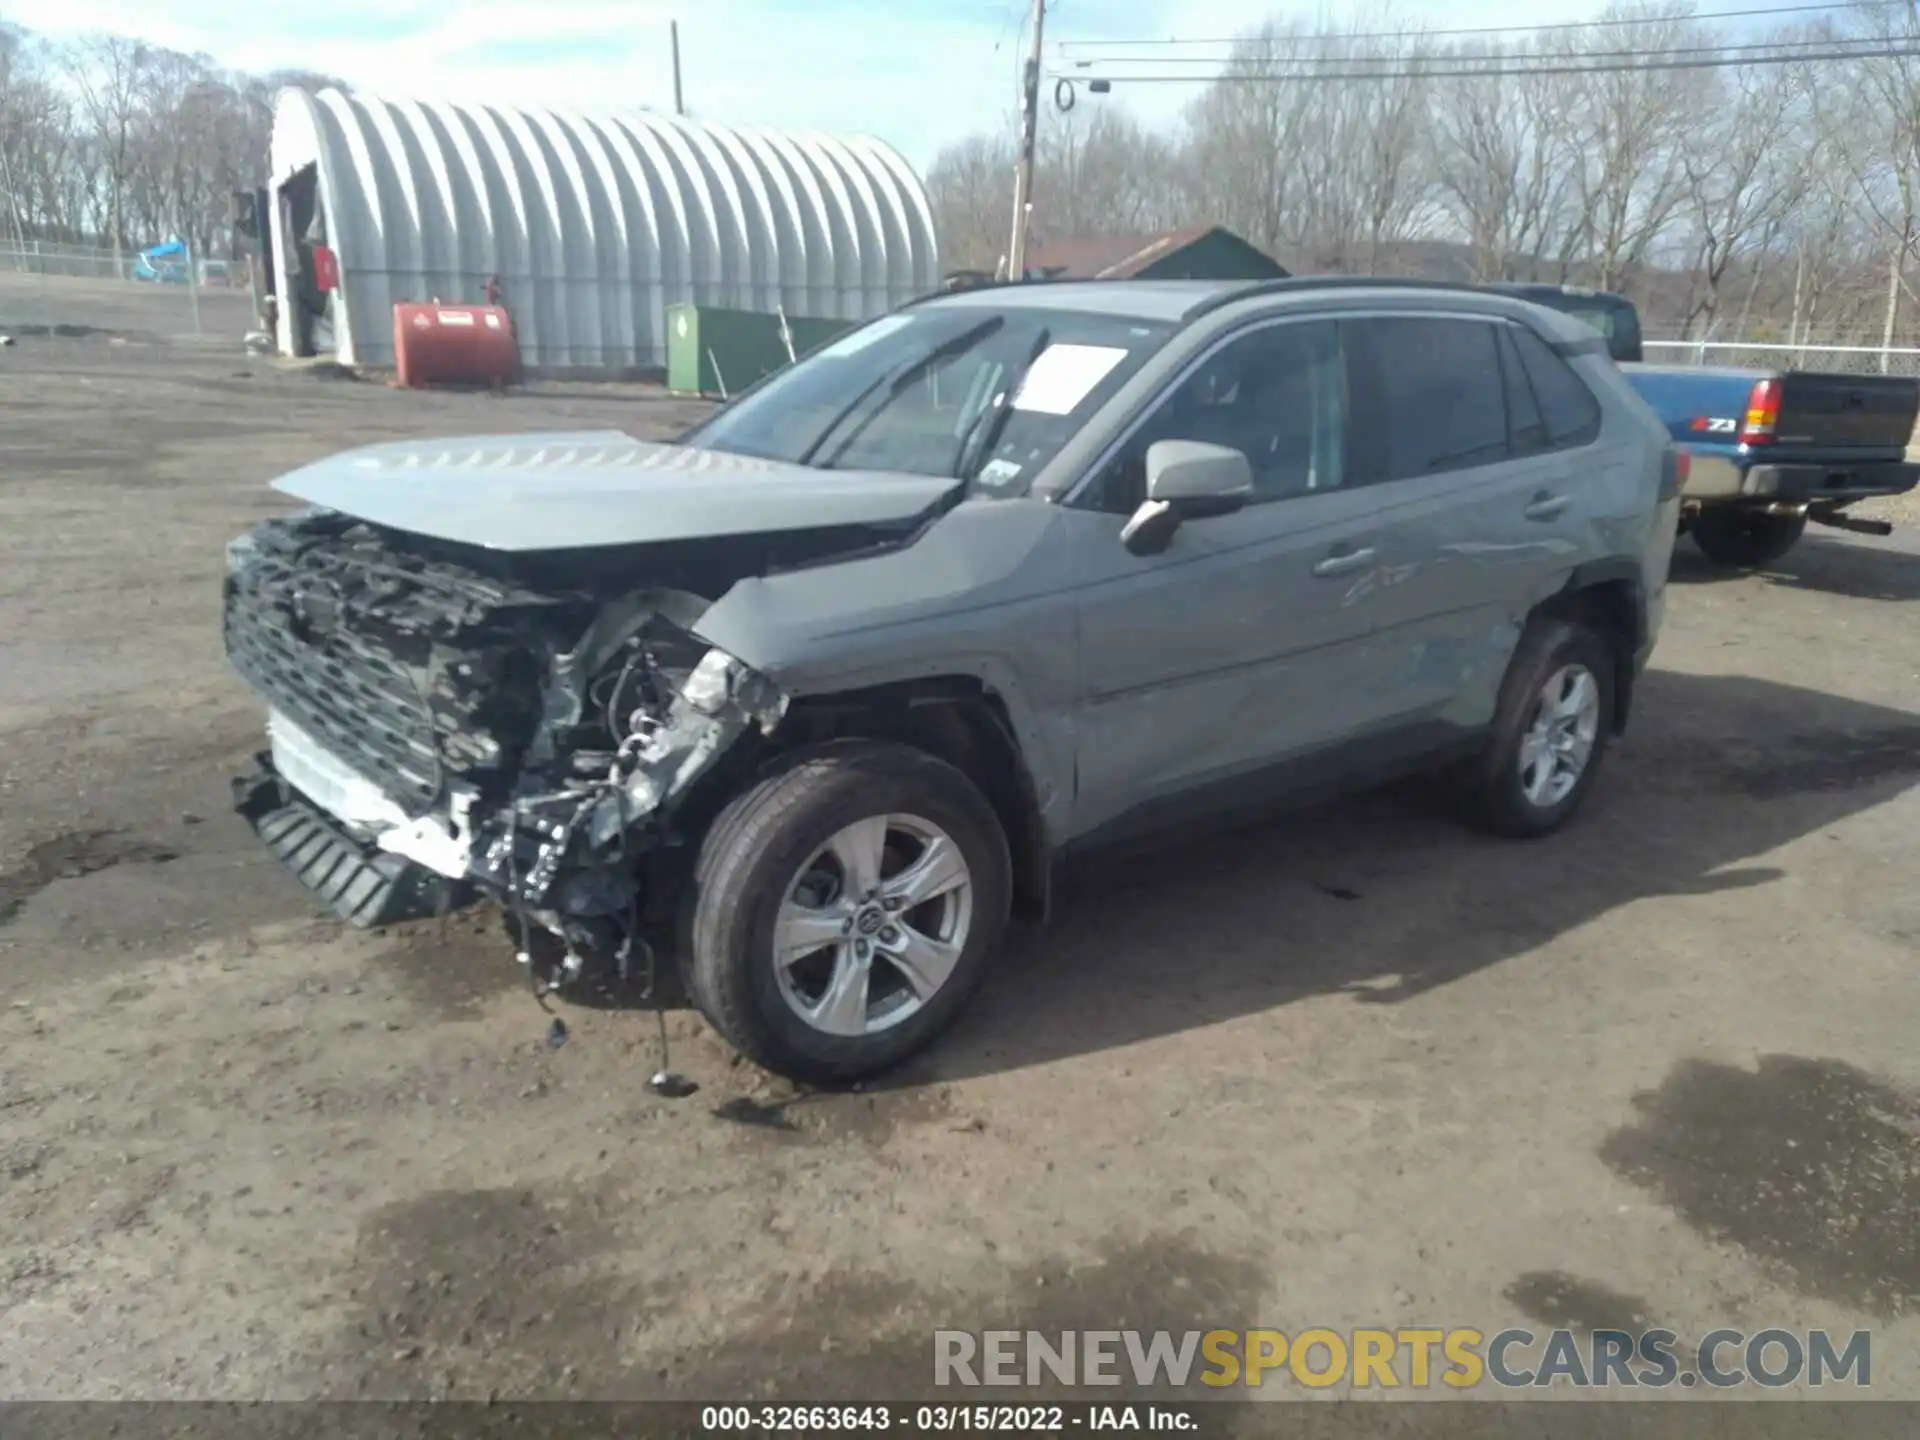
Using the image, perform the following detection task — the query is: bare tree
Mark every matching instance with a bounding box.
[1674,34,1811,337]
[1557,7,1714,294]
[926,131,1015,273]
[1432,49,1579,280]
[66,33,153,269]
[1817,2,1920,361]
[1035,105,1182,240]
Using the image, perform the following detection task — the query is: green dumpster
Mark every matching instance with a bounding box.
[665,304,856,398]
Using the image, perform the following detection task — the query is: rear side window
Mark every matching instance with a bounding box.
[1356,318,1508,479]
[1510,325,1602,447]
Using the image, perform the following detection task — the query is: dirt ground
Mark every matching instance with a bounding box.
[2,279,1918,1407]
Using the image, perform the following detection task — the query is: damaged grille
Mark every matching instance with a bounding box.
[224,597,443,808]
[223,514,576,813]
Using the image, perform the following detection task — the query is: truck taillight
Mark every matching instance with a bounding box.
[1739,377,1781,446]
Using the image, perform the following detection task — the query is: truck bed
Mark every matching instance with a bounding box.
[1625,364,1919,460]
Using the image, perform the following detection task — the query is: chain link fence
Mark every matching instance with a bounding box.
[1642,340,1920,377]
[0,238,130,281]
[0,240,255,338]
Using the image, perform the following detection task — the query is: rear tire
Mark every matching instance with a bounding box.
[1461,618,1616,839]
[1690,507,1806,568]
[685,741,1012,1085]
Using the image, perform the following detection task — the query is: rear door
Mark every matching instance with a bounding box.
[1339,314,1594,729]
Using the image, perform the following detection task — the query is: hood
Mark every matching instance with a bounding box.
[271,431,964,552]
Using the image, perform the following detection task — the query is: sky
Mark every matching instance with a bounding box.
[0,0,1616,171]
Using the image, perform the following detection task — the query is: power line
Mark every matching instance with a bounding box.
[1070,40,1920,83]
[1068,33,1864,69]
[1053,0,1876,50]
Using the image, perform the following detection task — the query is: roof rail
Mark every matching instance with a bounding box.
[899,273,1138,309]
[1179,274,1542,320]
[897,271,1618,319]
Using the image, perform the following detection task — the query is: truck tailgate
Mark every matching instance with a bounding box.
[1773,372,1917,451]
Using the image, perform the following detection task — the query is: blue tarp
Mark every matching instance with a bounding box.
[132,239,188,282]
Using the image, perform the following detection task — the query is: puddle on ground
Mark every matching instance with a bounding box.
[1715,727,1920,799]
[371,913,526,1019]
[326,1177,1270,1408]
[1504,1271,1659,1335]
[1600,1054,1920,1317]
[0,830,179,925]
[667,1233,1270,1403]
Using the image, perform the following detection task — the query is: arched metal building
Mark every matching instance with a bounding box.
[266,87,939,372]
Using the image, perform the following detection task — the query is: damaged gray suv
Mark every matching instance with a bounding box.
[225,278,1681,1082]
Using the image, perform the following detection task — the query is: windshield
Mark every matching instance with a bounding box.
[682,306,1174,494]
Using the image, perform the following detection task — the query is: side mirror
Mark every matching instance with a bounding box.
[1120,440,1254,556]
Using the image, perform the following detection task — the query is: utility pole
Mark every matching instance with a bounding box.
[671,20,685,115]
[1006,0,1045,281]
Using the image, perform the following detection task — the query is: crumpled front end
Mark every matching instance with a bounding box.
[224,511,787,959]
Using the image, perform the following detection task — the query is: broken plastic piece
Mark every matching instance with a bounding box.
[649,1071,698,1098]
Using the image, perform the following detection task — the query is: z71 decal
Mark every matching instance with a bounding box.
[1689,416,1738,433]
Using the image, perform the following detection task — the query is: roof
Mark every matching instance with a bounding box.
[918,277,1620,356]
[1022,225,1228,280]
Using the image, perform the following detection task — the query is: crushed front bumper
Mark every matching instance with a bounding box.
[232,755,469,927]
[233,711,485,928]
[232,639,789,935]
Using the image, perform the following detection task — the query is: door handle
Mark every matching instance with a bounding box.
[1523,492,1571,521]
[1311,544,1376,577]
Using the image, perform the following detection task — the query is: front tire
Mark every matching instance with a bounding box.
[1462,618,1616,839]
[1690,507,1806,568]
[685,742,1012,1084]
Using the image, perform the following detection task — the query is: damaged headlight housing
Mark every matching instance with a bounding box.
[679,648,744,718]
[681,648,738,716]
[575,646,789,852]
[680,647,789,732]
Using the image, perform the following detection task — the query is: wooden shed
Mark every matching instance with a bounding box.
[1021,225,1288,283]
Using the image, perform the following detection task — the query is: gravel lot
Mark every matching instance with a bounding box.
[2,280,1918,1406]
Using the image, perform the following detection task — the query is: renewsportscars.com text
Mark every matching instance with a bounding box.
[933,1327,1872,1390]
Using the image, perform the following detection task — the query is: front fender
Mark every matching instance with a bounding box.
[692,499,1082,847]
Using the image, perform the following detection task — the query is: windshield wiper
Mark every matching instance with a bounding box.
[950,327,1051,481]
[800,316,1006,469]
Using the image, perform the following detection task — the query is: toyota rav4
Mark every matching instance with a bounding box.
[224,278,1681,1082]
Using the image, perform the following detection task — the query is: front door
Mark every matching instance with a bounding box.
[1059,317,1400,844]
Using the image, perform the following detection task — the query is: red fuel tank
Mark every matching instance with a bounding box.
[392,302,520,388]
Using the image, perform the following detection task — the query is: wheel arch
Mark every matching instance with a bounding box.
[1535,560,1644,735]
[756,676,1052,922]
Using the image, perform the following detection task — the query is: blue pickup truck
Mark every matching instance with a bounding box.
[1492,285,1920,568]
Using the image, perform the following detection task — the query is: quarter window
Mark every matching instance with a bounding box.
[1510,324,1603,448]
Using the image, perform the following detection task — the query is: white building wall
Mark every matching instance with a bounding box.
[268,87,939,371]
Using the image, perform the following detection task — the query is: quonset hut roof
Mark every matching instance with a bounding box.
[267,87,939,371]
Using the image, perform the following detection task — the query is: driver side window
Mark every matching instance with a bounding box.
[1082,320,1346,515]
